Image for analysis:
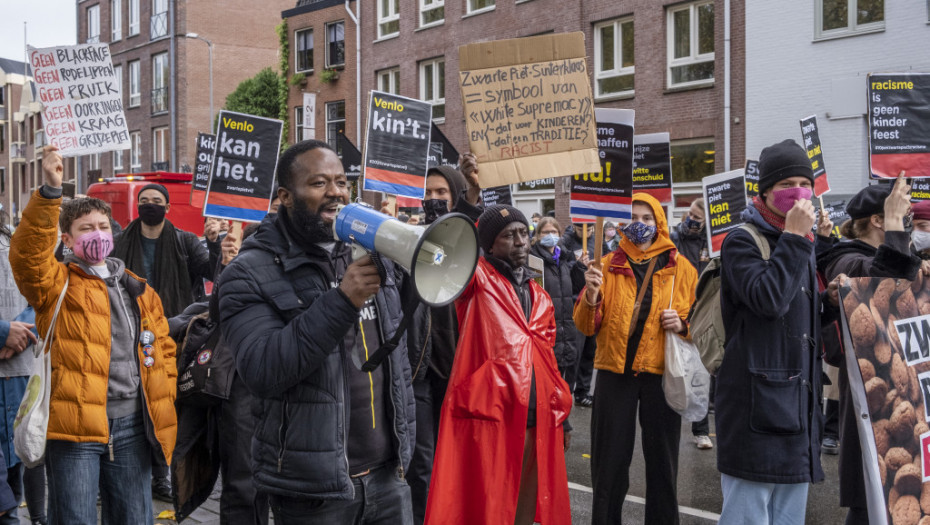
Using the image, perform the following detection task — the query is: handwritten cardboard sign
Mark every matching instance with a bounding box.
[362,91,433,199]
[190,133,215,208]
[703,169,748,257]
[570,108,634,222]
[868,73,930,179]
[800,115,831,196]
[458,32,601,187]
[28,44,130,156]
[632,132,673,205]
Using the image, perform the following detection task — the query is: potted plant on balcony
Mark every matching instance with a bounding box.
[320,68,339,84]
[289,72,307,88]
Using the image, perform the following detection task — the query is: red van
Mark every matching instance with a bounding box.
[86,172,207,234]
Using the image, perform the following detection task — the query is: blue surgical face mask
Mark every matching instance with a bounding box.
[622,221,658,245]
[539,233,559,248]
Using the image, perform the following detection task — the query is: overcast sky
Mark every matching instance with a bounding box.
[0,1,76,64]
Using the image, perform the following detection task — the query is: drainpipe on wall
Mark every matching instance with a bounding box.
[345,0,360,145]
[169,0,177,170]
[723,0,731,171]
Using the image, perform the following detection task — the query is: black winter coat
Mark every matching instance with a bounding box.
[716,206,838,484]
[560,226,597,260]
[670,222,709,275]
[218,215,416,500]
[530,243,586,371]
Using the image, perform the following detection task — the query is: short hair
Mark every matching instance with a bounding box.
[60,197,112,234]
[276,139,336,191]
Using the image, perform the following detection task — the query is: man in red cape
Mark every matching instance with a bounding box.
[425,204,573,525]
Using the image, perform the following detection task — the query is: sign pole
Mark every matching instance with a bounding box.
[230,221,243,249]
[582,223,588,256]
[593,217,604,269]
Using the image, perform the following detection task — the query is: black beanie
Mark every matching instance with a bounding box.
[477,205,528,254]
[846,183,893,220]
[138,183,170,204]
[757,139,814,197]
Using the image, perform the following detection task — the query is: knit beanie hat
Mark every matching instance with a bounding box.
[138,183,170,203]
[913,200,930,222]
[477,205,529,254]
[757,139,814,197]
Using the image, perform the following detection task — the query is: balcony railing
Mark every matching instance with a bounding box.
[34,130,46,150]
[151,87,168,114]
[150,12,168,39]
[11,142,26,163]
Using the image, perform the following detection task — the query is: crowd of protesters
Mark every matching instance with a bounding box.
[0,136,924,525]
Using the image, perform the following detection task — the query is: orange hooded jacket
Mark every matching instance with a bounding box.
[573,193,698,376]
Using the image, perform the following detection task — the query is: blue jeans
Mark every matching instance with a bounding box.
[46,412,153,525]
[268,465,413,525]
[719,473,808,525]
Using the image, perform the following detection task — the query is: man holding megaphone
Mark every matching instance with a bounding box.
[218,140,419,525]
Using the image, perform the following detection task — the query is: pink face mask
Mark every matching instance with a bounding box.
[72,230,114,265]
[771,186,813,214]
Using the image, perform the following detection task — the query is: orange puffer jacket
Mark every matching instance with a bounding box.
[10,191,177,463]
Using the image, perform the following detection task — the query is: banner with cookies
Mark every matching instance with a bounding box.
[840,277,930,525]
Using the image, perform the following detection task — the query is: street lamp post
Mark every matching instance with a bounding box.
[185,33,213,131]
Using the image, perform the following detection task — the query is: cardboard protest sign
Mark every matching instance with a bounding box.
[702,169,748,256]
[458,32,601,187]
[800,115,831,196]
[570,108,634,222]
[203,111,283,222]
[632,132,673,205]
[912,179,930,202]
[839,276,930,525]
[337,131,362,181]
[744,159,760,198]
[868,73,930,179]
[362,91,432,199]
[28,44,130,156]
[190,133,215,208]
[481,185,513,207]
[430,124,460,167]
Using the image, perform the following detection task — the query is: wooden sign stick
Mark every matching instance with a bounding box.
[593,217,605,269]
[230,220,244,250]
[582,223,588,256]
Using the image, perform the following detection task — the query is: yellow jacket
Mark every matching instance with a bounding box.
[573,193,698,376]
[10,191,177,463]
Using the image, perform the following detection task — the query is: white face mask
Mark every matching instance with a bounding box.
[912,230,930,252]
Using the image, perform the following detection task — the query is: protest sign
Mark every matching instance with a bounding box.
[912,179,930,202]
[570,108,634,222]
[302,93,316,139]
[800,115,831,196]
[839,276,930,525]
[28,44,130,156]
[818,199,849,239]
[702,169,748,256]
[337,132,362,181]
[458,32,601,187]
[190,133,215,208]
[868,73,930,179]
[362,91,432,199]
[481,185,513,207]
[203,111,283,222]
[632,132,673,205]
[744,159,760,198]
[430,124,460,167]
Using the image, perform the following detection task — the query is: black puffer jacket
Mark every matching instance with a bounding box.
[670,222,709,275]
[218,214,416,500]
[530,243,585,370]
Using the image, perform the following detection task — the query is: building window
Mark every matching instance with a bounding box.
[0,86,4,106]
[88,153,101,171]
[670,138,715,183]
[151,0,168,39]
[378,0,400,39]
[294,106,304,142]
[87,5,100,43]
[467,0,495,14]
[594,18,634,99]
[420,0,444,26]
[111,0,122,41]
[419,58,445,122]
[113,149,123,170]
[113,64,122,99]
[816,0,884,39]
[667,1,715,88]
[128,60,140,107]
[128,0,139,35]
[130,131,142,169]
[326,101,345,154]
[377,67,400,94]
[151,53,168,114]
[153,127,168,168]
[326,22,345,68]
[0,168,5,195]
[295,29,313,73]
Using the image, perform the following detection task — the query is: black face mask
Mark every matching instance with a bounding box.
[138,203,166,226]
[422,199,450,225]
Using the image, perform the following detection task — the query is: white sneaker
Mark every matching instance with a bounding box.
[694,435,713,450]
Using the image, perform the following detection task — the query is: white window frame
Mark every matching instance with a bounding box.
[113,64,122,101]
[814,0,885,40]
[419,0,444,28]
[466,0,495,16]
[294,28,314,73]
[666,1,715,89]
[128,60,140,107]
[294,106,304,142]
[326,21,346,68]
[88,153,101,171]
[378,0,400,39]
[325,101,345,152]
[152,127,168,164]
[419,58,445,123]
[128,0,139,35]
[111,0,122,41]
[593,17,634,100]
[130,131,142,169]
[113,149,123,170]
[377,67,400,94]
[87,5,101,43]
[151,0,168,39]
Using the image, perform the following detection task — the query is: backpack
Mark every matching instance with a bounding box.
[688,223,770,374]
[176,311,235,407]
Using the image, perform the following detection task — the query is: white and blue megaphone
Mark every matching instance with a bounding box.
[333,203,478,307]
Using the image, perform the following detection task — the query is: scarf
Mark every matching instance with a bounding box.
[112,218,192,318]
[752,196,815,242]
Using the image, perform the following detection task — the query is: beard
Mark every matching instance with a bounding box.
[289,197,339,245]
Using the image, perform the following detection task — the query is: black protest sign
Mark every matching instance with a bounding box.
[868,73,930,179]
[744,159,760,198]
[362,91,433,199]
[427,142,444,168]
[800,115,831,196]
[481,185,513,207]
[570,108,635,221]
[203,111,283,222]
[913,179,930,202]
[337,131,362,181]
[430,124,460,167]
[819,199,849,238]
[632,133,672,205]
[702,169,748,257]
[191,133,215,208]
